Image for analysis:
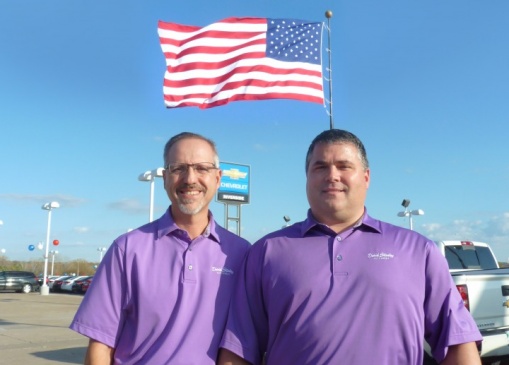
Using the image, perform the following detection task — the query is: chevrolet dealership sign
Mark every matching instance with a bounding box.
[217,162,250,204]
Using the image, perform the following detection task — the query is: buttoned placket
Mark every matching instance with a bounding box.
[183,240,197,283]
[181,227,211,283]
[333,234,348,276]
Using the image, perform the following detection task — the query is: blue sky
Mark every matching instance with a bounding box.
[1,0,508,264]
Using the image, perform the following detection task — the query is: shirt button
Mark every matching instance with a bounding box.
[188,265,193,270]
[336,255,343,261]
[336,236,342,241]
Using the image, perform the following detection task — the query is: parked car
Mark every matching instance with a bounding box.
[72,276,93,294]
[71,276,92,294]
[38,275,58,286]
[48,275,69,291]
[0,271,40,293]
[61,276,89,293]
[51,275,72,292]
[81,276,93,294]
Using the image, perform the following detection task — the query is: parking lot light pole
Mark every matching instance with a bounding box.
[49,250,58,276]
[138,168,164,222]
[97,247,107,262]
[41,202,59,295]
[397,199,424,231]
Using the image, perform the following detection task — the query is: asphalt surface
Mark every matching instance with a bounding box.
[0,291,88,365]
[3,292,503,365]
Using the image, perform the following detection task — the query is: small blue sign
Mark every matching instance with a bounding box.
[28,244,35,251]
[217,162,250,204]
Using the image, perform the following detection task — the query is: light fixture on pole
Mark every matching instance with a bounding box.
[397,199,424,230]
[40,201,60,295]
[282,215,291,228]
[138,168,164,222]
[97,247,107,262]
[49,250,58,276]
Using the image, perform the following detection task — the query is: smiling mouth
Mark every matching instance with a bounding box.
[180,190,201,196]
[324,187,346,194]
[178,184,205,200]
[178,184,204,196]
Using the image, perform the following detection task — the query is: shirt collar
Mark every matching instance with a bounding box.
[156,207,221,243]
[301,208,382,236]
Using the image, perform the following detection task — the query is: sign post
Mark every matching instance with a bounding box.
[217,162,250,236]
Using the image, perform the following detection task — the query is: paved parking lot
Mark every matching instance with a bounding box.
[0,292,88,364]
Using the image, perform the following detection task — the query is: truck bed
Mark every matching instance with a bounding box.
[451,268,509,357]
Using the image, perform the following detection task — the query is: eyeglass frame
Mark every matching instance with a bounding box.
[164,162,220,176]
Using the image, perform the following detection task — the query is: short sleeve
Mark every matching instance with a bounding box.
[220,242,267,365]
[69,240,127,347]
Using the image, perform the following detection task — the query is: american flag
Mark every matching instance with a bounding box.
[158,17,324,109]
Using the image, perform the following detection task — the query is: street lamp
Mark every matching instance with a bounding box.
[282,215,291,228]
[49,250,58,276]
[97,247,107,262]
[41,201,60,295]
[138,168,164,222]
[397,199,424,230]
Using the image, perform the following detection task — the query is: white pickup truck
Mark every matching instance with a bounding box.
[424,240,509,365]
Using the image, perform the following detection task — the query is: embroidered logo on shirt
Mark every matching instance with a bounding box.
[367,252,395,260]
[211,266,234,275]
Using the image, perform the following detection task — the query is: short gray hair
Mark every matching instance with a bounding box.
[163,132,219,168]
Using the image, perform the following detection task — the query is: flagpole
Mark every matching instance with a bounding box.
[325,10,333,130]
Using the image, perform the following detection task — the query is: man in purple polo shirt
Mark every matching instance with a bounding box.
[218,129,482,365]
[70,132,250,365]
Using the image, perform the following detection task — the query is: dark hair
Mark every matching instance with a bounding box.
[305,129,369,172]
[163,132,219,168]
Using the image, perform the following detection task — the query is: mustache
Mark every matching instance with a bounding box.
[177,183,204,191]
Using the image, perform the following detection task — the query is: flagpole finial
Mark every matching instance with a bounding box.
[325,10,333,18]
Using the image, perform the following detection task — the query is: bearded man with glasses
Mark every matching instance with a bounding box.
[71,132,251,365]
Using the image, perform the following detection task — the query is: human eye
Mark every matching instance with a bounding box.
[194,164,211,174]
[336,161,354,170]
[169,164,188,174]
[312,162,328,171]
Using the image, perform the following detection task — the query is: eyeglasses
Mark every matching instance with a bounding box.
[165,162,218,176]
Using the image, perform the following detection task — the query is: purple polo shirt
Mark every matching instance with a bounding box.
[70,209,250,365]
[220,210,482,365]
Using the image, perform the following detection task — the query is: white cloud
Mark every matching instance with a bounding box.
[253,143,269,152]
[108,198,146,215]
[0,193,86,207]
[421,212,509,261]
[73,226,90,234]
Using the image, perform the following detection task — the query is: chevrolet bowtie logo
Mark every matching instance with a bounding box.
[503,300,509,308]
[223,168,247,180]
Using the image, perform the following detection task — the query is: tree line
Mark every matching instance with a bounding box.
[0,255,97,276]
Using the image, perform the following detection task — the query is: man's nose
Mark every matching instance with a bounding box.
[325,166,340,181]
[181,165,199,181]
